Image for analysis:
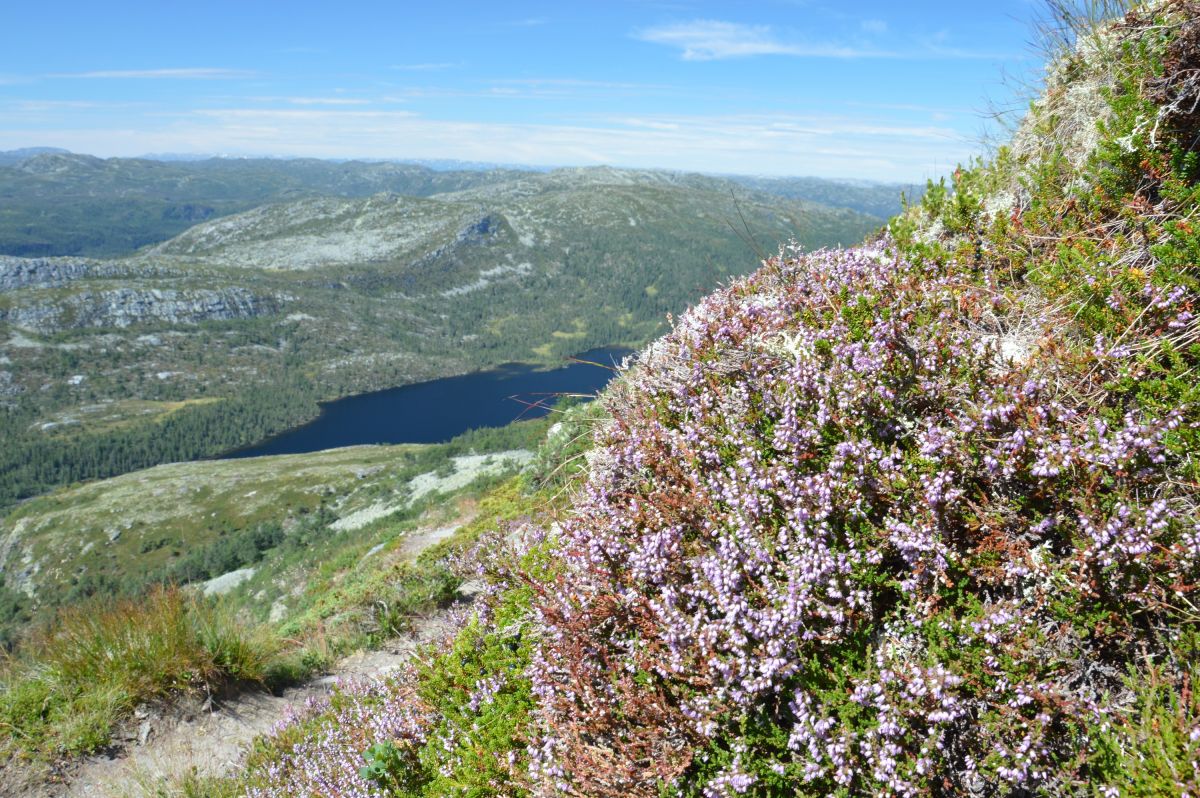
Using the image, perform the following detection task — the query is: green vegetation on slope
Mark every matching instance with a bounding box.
[0,377,322,509]
[0,153,902,259]
[23,5,1200,794]
[0,412,560,774]
[223,404,598,798]
[0,416,551,647]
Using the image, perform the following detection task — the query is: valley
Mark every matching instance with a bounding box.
[0,156,896,509]
[0,413,553,648]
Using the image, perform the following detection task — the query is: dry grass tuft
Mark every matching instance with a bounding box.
[0,587,277,759]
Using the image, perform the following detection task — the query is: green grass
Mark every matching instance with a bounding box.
[163,403,603,797]
[133,768,246,798]
[0,587,277,759]
[1089,657,1200,796]
[233,476,565,798]
[0,444,425,619]
[31,397,225,439]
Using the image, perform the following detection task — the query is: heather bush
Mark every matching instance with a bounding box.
[523,233,1197,795]
[519,7,1200,792]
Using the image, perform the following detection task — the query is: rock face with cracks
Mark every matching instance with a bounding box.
[0,286,284,333]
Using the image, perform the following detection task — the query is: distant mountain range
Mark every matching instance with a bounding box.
[0,149,916,258]
[0,147,71,167]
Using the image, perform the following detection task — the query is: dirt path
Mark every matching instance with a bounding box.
[7,521,473,798]
[56,609,459,798]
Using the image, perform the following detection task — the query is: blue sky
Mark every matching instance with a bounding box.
[0,1,1046,182]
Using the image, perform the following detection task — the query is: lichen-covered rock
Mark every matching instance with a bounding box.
[0,256,107,291]
[0,287,286,332]
[0,370,22,397]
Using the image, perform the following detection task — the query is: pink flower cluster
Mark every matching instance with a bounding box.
[246,674,434,798]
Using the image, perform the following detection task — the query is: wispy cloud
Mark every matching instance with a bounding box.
[9,99,144,111]
[638,19,1021,62]
[284,97,372,106]
[190,109,417,121]
[916,31,1021,60]
[390,62,462,71]
[616,117,682,131]
[50,68,253,80]
[377,78,680,103]
[636,20,889,60]
[0,106,970,182]
[489,78,677,97]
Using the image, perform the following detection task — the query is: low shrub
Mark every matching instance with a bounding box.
[0,587,277,758]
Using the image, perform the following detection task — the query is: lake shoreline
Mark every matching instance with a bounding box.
[219,346,633,460]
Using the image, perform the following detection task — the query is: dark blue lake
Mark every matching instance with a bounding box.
[224,346,632,458]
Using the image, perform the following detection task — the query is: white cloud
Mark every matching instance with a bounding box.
[284,97,372,106]
[390,62,461,71]
[616,117,682,131]
[376,79,677,103]
[493,78,670,90]
[51,68,252,80]
[190,108,418,121]
[638,20,1020,62]
[8,99,143,111]
[0,107,972,182]
[636,20,887,60]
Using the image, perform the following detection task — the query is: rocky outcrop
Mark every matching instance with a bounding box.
[454,213,499,245]
[0,370,22,397]
[405,213,506,279]
[0,287,285,333]
[0,257,113,291]
[0,256,178,291]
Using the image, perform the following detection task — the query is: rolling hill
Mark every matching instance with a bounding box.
[0,152,910,258]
